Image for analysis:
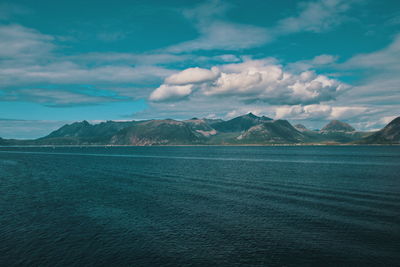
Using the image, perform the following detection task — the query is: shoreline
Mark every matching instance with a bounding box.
[1,143,399,148]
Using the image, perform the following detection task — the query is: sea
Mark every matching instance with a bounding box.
[0,146,399,266]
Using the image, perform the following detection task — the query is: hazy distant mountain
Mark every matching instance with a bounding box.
[316,120,372,143]
[358,117,400,144]
[237,120,307,144]
[1,114,398,146]
[321,120,355,132]
[212,113,272,132]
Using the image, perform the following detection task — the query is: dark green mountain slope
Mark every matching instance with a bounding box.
[38,120,138,144]
[1,114,398,146]
[212,113,272,132]
[110,120,205,145]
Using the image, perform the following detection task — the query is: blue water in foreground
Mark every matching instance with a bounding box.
[0,146,399,266]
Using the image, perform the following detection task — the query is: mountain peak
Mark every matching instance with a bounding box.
[246,112,258,118]
[212,113,272,132]
[237,119,306,144]
[321,120,355,132]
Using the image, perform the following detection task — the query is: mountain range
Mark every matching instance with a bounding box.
[1,113,399,146]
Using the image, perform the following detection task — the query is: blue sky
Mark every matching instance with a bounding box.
[0,0,399,138]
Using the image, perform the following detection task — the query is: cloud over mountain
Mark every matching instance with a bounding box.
[150,59,348,105]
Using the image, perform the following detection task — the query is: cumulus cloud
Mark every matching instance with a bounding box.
[165,67,220,85]
[149,84,194,102]
[150,59,348,104]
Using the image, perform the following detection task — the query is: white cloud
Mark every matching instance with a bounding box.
[149,84,194,102]
[330,106,368,119]
[150,59,348,104]
[165,67,220,85]
[342,34,400,70]
[275,104,331,119]
[0,63,174,86]
[275,104,367,121]
[287,54,338,72]
[0,24,180,106]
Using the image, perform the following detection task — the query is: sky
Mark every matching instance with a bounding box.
[0,0,399,138]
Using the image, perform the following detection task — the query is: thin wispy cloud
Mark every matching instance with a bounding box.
[165,0,363,53]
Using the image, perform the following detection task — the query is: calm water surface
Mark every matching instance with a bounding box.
[0,146,399,266]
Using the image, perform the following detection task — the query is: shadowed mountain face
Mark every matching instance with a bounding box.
[358,117,400,144]
[38,120,139,145]
[110,120,205,145]
[44,121,138,139]
[321,120,355,132]
[0,114,398,145]
[294,124,308,131]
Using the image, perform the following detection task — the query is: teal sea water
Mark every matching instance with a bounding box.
[0,146,399,266]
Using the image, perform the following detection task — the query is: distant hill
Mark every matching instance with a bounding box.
[1,114,398,146]
[358,117,400,144]
[321,120,355,132]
